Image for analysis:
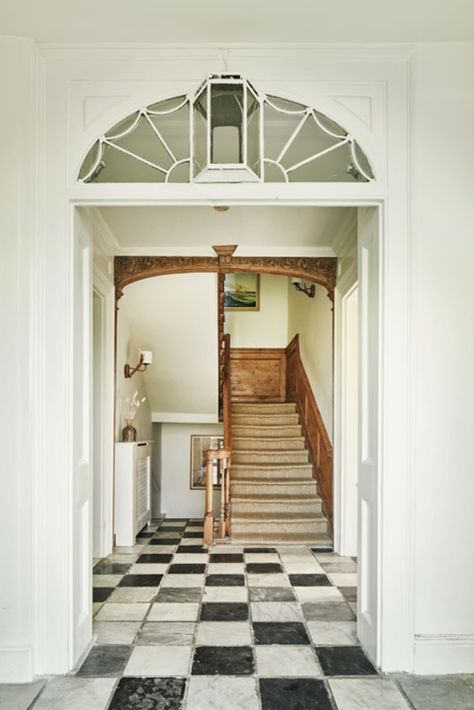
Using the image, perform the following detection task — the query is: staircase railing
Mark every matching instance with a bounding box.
[203,333,232,547]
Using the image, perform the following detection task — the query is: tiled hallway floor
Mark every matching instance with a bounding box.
[9,518,473,709]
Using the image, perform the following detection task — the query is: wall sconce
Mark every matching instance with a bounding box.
[291,278,315,298]
[124,350,152,378]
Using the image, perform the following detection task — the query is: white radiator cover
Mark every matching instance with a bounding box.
[114,442,152,546]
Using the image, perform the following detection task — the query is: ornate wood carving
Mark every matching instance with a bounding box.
[115,253,337,301]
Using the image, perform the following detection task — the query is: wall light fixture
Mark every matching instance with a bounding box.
[124,350,152,378]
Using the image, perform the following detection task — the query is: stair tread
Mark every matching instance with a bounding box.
[232,494,321,502]
[233,463,312,469]
[233,510,326,520]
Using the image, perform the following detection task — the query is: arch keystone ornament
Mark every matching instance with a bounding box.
[79,74,374,184]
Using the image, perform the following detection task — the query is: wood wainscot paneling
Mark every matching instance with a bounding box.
[230,348,287,403]
[286,335,333,527]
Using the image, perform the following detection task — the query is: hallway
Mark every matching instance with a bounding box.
[29,518,418,709]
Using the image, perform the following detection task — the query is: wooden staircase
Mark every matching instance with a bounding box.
[230,402,332,545]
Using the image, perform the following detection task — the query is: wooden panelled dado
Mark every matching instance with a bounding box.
[286,335,334,527]
[230,348,287,403]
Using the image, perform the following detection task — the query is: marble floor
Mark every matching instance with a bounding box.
[4,518,474,709]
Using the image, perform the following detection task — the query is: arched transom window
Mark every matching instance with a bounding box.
[78,74,374,184]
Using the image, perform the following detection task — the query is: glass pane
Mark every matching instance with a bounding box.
[281,113,341,171]
[246,92,260,176]
[265,95,306,113]
[264,161,287,182]
[193,87,208,175]
[78,141,102,181]
[167,160,191,183]
[264,101,302,162]
[352,141,374,180]
[288,142,357,182]
[105,111,140,140]
[94,143,166,182]
[313,110,347,139]
[148,101,190,162]
[210,83,243,164]
[111,114,173,171]
[147,95,187,114]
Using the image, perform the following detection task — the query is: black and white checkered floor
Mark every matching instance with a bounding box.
[78,518,412,709]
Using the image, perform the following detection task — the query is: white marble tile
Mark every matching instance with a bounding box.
[156,531,184,538]
[93,602,104,616]
[179,538,204,545]
[108,586,157,603]
[148,602,200,621]
[0,680,45,710]
[92,574,122,587]
[138,621,195,646]
[328,572,358,587]
[329,679,411,709]
[307,621,358,645]
[251,601,303,622]
[294,586,344,603]
[31,678,115,710]
[144,545,177,554]
[94,602,149,621]
[173,554,209,564]
[203,586,249,603]
[161,574,205,588]
[185,526,204,531]
[129,563,168,575]
[114,545,145,553]
[207,563,245,574]
[211,545,243,554]
[244,553,280,563]
[185,676,259,710]
[282,561,324,574]
[196,621,252,646]
[93,620,141,644]
[255,646,322,677]
[247,573,290,587]
[125,645,192,676]
[108,553,139,563]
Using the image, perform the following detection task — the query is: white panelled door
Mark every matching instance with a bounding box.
[72,212,93,665]
[357,206,380,664]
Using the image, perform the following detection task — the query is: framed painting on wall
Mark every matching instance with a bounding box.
[190,435,224,489]
[224,273,260,311]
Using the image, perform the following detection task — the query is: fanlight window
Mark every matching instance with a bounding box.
[78,74,374,184]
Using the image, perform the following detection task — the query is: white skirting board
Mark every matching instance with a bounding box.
[414,634,474,674]
[0,646,34,683]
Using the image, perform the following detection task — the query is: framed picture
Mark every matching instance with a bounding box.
[224,273,260,311]
[190,435,224,489]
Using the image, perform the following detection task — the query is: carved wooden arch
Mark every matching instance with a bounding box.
[115,246,337,301]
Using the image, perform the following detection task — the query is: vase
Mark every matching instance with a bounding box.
[122,419,137,442]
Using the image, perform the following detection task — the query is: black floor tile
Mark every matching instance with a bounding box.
[192,646,254,675]
[205,574,245,587]
[339,586,357,602]
[311,547,333,553]
[137,554,173,564]
[159,526,186,532]
[259,678,332,710]
[77,645,130,677]
[177,545,207,554]
[93,561,131,575]
[200,602,249,621]
[119,574,163,587]
[136,532,154,539]
[93,587,114,603]
[108,677,186,709]
[244,547,277,553]
[209,553,244,563]
[149,538,181,546]
[168,564,206,574]
[246,563,283,574]
[182,532,204,538]
[164,518,189,522]
[156,588,203,603]
[249,587,296,602]
[289,574,331,587]
[253,622,310,645]
[315,646,377,676]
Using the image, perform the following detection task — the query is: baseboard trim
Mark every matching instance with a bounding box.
[414,634,474,674]
[0,645,34,682]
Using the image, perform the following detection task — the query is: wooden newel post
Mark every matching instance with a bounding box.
[203,449,215,547]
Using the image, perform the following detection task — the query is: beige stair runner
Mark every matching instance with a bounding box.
[230,402,332,545]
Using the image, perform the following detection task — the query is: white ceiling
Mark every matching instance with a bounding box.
[2,0,473,43]
[97,205,355,254]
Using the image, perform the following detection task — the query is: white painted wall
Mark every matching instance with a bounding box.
[151,423,162,517]
[160,423,223,518]
[0,36,36,683]
[411,44,474,672]
[116,304,152,442]
[287,280,334,438]
[226,274,288,348]
[119,273,219,421]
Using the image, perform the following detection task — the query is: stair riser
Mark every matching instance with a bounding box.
[232,482,317,496]
[233,438,305,451]
[233,426,302,438]
[231,533,333,545]
[233,414,299,426]
[233,451,309,465]
[232,500,322,514]
[232,520,329,535]
[232,466,313,480]
[233,403,296,414]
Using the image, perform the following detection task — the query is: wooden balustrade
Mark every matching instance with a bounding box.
[286,335,334,527]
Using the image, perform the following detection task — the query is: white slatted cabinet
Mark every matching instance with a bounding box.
[114,442,152,546]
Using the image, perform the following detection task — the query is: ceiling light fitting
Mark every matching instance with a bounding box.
[124,350,152,378]
[292,278,315,298]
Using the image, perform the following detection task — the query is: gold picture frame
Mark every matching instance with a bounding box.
[190,435,224,489]
[224,273,260,311]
